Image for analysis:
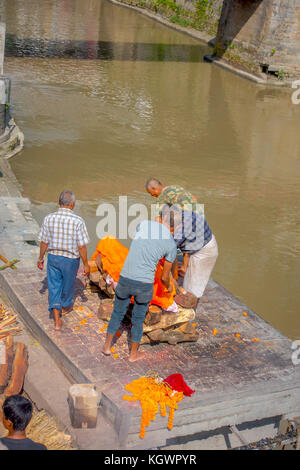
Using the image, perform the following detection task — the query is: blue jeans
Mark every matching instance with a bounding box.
[107,276,154,343]
[47,254,80,317]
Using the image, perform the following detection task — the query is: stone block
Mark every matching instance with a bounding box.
[68,383,99,429]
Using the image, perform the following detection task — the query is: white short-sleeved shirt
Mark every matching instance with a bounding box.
[38,208,89,259]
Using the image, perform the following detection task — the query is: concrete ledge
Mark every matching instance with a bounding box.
[0,270,91,386]
[203,54,292,87]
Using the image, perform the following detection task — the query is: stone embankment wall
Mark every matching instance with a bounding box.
[214,0,300,80]
[117,0,224,37]
[115,0,300,84]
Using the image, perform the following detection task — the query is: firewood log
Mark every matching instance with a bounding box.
[144,305,162,326]
[4,342,28,397]
[97,299,114,321]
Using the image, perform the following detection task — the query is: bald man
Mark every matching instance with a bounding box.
[146,178,200,216]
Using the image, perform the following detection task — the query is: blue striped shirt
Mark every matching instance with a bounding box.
[173,210,212,253]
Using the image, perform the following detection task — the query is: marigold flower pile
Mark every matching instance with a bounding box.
[123,377,183,439]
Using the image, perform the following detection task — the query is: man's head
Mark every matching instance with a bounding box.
[2,395,33,433]
[145,178,164,197]
[59,190,76,209]
[160,204,183,235]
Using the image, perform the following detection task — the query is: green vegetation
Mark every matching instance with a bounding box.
[275,69,286,80]
[220,41,260,74]
[120,0,221,36]
[170,15,191,27]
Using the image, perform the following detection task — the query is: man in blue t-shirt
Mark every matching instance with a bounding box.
[102,220,177,362]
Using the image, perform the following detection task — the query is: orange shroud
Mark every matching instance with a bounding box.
[90,236,176,310]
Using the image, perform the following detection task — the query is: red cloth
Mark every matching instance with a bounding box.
[164,373,195,397]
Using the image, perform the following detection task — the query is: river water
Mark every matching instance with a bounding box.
[1,0,299,339]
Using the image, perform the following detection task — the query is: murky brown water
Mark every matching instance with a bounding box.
[1,0,299,339]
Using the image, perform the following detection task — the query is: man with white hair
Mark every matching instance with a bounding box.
[37,190,90,331]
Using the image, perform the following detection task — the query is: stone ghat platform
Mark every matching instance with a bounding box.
[0,196,300,448]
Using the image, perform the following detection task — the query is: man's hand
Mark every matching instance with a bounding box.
[37,259,44,270]
[178,266,186,277]
[178,253,189,277]
[78,245,90,276]
[83,263,90,276]
[38,242,48,270]
[161,260,173,291]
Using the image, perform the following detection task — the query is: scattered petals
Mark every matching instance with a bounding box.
[253,337,259,342]
[235,333,241,338]
[243,312,248,316]
[212,328,218,335]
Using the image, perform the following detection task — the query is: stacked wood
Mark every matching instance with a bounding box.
[89,258,199,345]
[0,337,28,396]
[143,307,195,333]
[0,304,22,339]
[97,298,198,345]
[141,307,198,345]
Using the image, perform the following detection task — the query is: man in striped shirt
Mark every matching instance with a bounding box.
[38,190,90,331]
[146,178,218,299]
[161,204,218,299]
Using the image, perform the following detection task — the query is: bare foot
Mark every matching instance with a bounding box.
[128,351,146,362]
[101,348,111,356]
[54,320,63,331]
[62,306,73,316]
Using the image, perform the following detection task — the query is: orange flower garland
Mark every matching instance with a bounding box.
[123,377,183,439]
